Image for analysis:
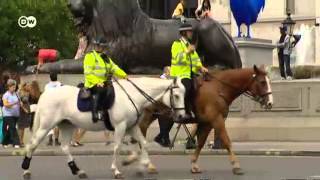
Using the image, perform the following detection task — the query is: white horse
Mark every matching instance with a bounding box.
[21,77,187,179]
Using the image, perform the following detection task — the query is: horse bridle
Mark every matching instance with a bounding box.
[243,75,273,105]
[210,73,272,105]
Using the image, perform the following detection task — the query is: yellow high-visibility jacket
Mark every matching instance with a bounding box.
[170,38,203,79]
[83,50,127,88]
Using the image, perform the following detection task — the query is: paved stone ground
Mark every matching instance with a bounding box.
[2,155,320,180]
[2,141,320,157]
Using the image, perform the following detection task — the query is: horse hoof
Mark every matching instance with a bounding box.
[23,171,31,180]
[122,155,138,166]
[78,170,88,179]
[191,167,202,174]
[122,160,132,166]
[114,173,124,179]
[232,168,244,175]
[148,167,158,174]
[136,171,144,177]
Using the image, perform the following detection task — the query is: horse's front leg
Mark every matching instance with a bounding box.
[22,127,50,179]
[131,125,158,175]
[59,123,88,179]
[191,123,211,173]
[218,122,244,175]
[111,122,127,179]
[138,109,158,173]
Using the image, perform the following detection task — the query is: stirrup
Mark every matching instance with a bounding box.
[92,111,104,122]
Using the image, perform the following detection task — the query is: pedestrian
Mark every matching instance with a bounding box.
[2,79,21,148]
[35,49,60,73]
[276,26,300,80]
[74,31,88,60]
[0,74,10,97]
[160,66,170,79]
[29,81,41,130]
[172,0,186,23]
[17,82,31,147]
[276,26,292,80]
[0,104,3,144]
[195,0,212,20]
[0,75,10,144]
[104,130,113,145]
[44,72,62,146]
[70,128,85,147]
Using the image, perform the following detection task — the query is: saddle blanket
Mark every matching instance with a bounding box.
[77,87,115,131]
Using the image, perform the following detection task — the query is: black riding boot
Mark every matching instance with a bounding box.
[92,95,103,122]
[154,115,174,147]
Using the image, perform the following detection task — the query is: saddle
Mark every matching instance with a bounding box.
[77,86,115,131]
[193,72,212,93]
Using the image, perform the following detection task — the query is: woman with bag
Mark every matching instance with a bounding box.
[2,79,21,148]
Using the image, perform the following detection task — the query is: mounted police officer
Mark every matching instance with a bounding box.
[83,36,128,122]
[170,23,208,122]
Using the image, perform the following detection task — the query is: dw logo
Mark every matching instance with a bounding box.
[18,16,37,28]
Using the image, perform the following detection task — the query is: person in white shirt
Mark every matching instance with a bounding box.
[160,66,170,79]
[45,72,62,146]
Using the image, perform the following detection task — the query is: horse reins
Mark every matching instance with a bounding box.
[114,78,141,122]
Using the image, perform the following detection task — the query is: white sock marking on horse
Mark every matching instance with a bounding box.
[265,76,273,104]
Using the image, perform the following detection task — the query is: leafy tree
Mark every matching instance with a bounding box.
[0,0,78,72]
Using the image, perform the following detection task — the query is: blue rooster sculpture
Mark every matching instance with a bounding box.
[230,0,265,38]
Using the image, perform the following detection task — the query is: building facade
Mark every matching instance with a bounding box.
[140,0,320,66]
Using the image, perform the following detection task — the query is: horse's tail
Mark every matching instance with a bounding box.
[31,106,40,133]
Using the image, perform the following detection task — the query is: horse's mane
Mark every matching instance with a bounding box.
[208,67,267,79]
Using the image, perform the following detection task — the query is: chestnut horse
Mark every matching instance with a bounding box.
[138,65,273,175]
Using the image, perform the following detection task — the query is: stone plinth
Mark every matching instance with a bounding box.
[235,38,276,67]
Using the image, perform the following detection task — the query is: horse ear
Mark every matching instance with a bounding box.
[253,64,259,74]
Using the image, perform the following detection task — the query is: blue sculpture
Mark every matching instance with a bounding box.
[230,0,265,38]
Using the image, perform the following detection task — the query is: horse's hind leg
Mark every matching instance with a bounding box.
[58,122,88,179]
[22,127,51,179]
[190,123,211,174]
[218,121,244,175]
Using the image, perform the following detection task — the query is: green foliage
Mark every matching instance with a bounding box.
[0,0,78,72]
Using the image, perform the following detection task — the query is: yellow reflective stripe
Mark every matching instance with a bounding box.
[191,57,200,61]
[84,66,105,72]
[171,74,190,78]
[84,72,106,77]
[171,63,187,66]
